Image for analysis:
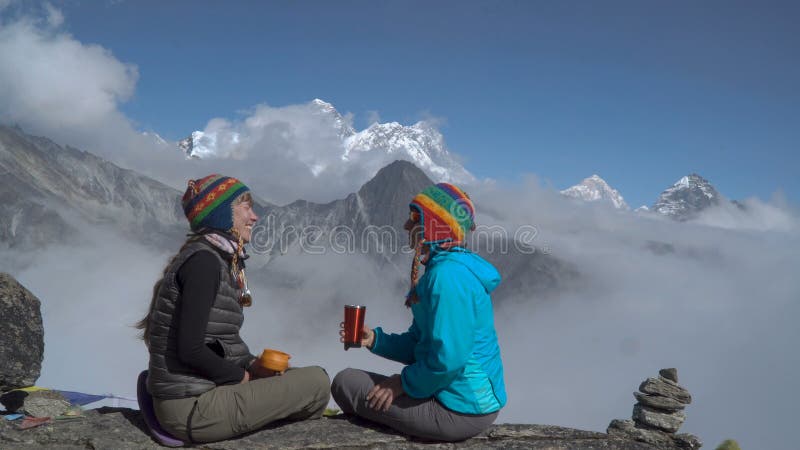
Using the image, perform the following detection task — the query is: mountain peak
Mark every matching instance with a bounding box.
[308,98,355,139]
[344,120,473,184]
[653,173,721,220]
[561,174,629,210]
[359,160,432,195]
[675,173,710,189]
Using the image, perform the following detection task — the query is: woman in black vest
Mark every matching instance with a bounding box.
[136,174,330,443]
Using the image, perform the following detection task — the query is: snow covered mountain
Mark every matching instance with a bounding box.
[344,120,473,183]
[177,99,474,184]
[561,174,629,210]
[652,174,721,221]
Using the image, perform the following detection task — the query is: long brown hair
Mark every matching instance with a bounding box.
[134,236,203,346]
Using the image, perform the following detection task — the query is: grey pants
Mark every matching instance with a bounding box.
[153,366,330,443]
[331,368,498,442]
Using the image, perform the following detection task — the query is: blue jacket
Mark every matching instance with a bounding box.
[371,247,507,415]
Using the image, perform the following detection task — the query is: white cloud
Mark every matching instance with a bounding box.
[177,102,371,204]
[415,110,448,128]
[689,194,799,232]
[0,10,204,192]
[365,110,381,125]
[178,101,469,205]
[43,2,62,27]
[0,16,137,131]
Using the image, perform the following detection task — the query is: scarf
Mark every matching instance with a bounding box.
[203,232,252,307]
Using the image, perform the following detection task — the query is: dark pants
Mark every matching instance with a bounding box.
[331,368,498,442]
[154,366,330,443]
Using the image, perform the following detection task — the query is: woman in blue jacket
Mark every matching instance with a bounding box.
[331,183,507,441]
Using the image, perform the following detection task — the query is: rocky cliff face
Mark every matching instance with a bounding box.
[0,273,44,391]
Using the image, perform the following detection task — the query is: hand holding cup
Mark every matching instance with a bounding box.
[341,305,372,350]
[339,323,374,349]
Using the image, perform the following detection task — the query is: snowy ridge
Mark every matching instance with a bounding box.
[311,98,355,140]
[177,99,473,184]
[344,120,473,183]
[561,174,629,210]
[178,130,240,159]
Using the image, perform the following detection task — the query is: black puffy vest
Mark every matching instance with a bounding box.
[146,238,254,399]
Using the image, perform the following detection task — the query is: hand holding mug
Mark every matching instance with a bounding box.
[339,322,375,349]
[341,305,371,350]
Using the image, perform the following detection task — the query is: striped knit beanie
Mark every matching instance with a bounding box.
[409,182,475,245]
[181,174,250,232]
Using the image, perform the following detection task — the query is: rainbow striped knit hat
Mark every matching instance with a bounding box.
[181,174,250,232]
[409,182,475,245]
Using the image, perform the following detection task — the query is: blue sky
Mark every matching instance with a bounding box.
[5,0,799,208]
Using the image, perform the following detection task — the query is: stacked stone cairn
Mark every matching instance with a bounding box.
[608,368,702,449]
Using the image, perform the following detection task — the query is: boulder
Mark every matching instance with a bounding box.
[0,409,681,449]
[639,377,692,404]
[659,368,679,383]
[632,404,686,433]
[0,390,71,418]
[608,419,677,448]
[633,392,686,412]
[0,273,44,391]
[674,432,703,449]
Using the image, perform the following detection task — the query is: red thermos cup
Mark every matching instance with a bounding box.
[343,305,366,350]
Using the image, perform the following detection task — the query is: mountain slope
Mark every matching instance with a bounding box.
[250,160,432,274]
[251,160,576,301]
[0,125,185,249]
[1,125,576,303]
[561,175,629,210]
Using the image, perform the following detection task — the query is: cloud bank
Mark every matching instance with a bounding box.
[0,8,466,205]
[468,181,799,450]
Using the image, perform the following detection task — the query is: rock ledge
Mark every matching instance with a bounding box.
[0,408,684,449]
